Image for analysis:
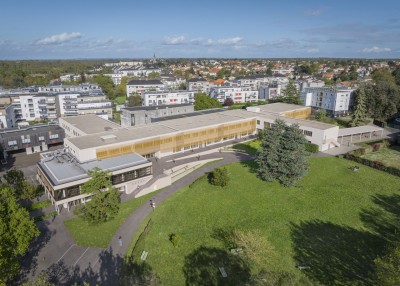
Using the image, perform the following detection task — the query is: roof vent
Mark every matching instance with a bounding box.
[100,134,117,141]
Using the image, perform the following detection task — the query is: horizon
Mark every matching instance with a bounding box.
[1,0,400,60]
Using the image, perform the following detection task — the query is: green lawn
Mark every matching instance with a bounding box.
[127,157,400,285]
[362,145,400,169]
[65,192,156,248]
[231,140,260,155]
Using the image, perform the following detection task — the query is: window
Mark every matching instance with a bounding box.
[49,134,59,139]
[22,138,30,144]
[256,120,260,125]
[38,136,45,141]
[8,140,17,146]
[304,130,313,137]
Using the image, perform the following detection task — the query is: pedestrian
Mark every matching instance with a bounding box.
[173,159,175,163]
[150,199,156,210]
[43,256,45,261]
[118,236,122,246]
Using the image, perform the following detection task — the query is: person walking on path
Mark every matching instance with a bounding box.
[118,236,122,246]
[150,199,156,211]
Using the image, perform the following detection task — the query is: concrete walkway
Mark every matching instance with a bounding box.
[22,147,251,285]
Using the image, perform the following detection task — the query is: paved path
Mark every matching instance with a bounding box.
[21,146,251,285]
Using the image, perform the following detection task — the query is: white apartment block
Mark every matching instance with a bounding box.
[301,87,356,116]
[126,80,164,97]
[187,78,210,93]
[142,90,195,106]
[258,84,282,100]
[38,83,101,93]
[210,87,259,104]
[56,93,113,119]
[104,73,123,85]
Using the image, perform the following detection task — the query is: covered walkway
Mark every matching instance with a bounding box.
[338,126,384,144]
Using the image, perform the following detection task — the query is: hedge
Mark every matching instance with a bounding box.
[344,153,400,177]
[305,143,319,153]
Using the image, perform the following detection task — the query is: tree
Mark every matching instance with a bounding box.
[372,68,396,85]
[178,82,187,90]
[92,75,115,99]
[0,186,39,283]
[127,93,142,107]
[223,97,234,106]
[115,76,128,97]
[278,123,309,186]
[147,72,160,79]
[314,109,327,121]
[351,87,367,126]
[256,119,308,187]
[364,81,400,121]
[3,169,25,199]
[76,168,121,224]
[281,80,302,105]
[209,167,229,187]
[375,243,400,286]
[194,92,222,111]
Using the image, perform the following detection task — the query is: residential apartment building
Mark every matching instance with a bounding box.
[38,83,101,93]
[0,123,65,157]
[187,78,210,93]
[142,90,195,106]
[56,92,113,120]
[258,83,282,100]
[120,104,195,127]
[301,86,356,116]
[126,80,164,97]
[210,87,259,104]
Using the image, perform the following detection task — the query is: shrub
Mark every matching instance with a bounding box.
[305,143,319,153]
[169,233,181,247]
[359,148,366,155]
[372,144,381,152]
[344,152,400,177]
[209,167,229,187]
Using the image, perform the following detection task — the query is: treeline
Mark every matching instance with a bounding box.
[0,60,108,88]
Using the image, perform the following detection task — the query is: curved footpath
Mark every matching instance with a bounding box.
[23,148,251,285]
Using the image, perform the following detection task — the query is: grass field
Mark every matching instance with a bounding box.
[127,157,400,285]
[231,140,260,155]
[65,192,157,248]
[362,145,400,169]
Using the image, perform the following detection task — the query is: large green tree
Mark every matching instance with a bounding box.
[351,87,367,126]
[92,75,115,99]
[281,80,302,105]
[194,93,222,111]
[127,93,143,107]
[0,186,39,283]
[77,168,121,224]
[3,169,25,199]
[256,119,308,187]
[364,81,400,121]
[375,243,400,286]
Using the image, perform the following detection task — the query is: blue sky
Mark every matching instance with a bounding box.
[1,0,400,59]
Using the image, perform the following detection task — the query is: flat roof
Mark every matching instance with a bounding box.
[338,126,384,137]
[38,151,149,186]
[122,103,193,111]
[0,124,63,139]
[252,103,310,114]
[66,106,337,150]
[60,115,121,135]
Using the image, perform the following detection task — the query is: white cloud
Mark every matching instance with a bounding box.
[362,46,391,53]
[35,32,82,45]
[162,35,186,45]
[217,37,243,46]
[305,9,321,16]
[307,48,320,53]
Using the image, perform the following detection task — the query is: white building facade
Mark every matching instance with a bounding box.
[142,90,195,106]
[301,87,356,116]
[210,87,259,104]
[126,80,164,97]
